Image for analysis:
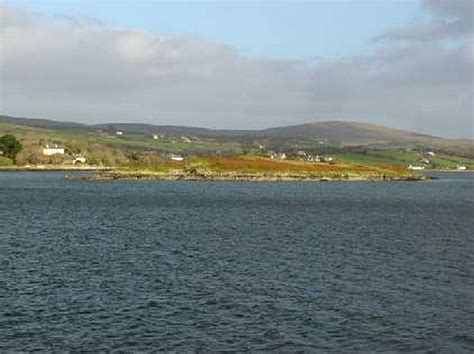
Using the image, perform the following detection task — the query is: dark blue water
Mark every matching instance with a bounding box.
[1,172,473,352]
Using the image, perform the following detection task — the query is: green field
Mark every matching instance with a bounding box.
[334,149,474,169]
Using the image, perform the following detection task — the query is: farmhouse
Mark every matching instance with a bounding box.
[42,144,65,156]
[408,164,425,170]
[270,152,286,160]
[170,154,184,161]
[73,156,87,165]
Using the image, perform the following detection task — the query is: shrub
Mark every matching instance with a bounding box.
[0,156,13,166]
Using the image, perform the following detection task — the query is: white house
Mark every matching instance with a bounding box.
[170,154,184,161]
[426,151,436,157]
[116,131,124,136]
[457,165,467,170]
[408,164,425,170]
[152,134,159,140]
[73,156,87,165]
[42,144,65,156]
[270,152,286,160]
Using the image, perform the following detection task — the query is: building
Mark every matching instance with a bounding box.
[170,154,184,161]
[270,152,286,160]
[42,144,65,156]
[73,156,87,165]
[457,165,467,170]
[116,131,124,136]
[297,150,307,157]
[408,164,425,170]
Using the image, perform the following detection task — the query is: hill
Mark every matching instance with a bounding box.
[0,114,452,144]
[260,121,437,144]
[0,115,472,169]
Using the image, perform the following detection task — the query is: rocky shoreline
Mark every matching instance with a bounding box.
[67,171,426,182]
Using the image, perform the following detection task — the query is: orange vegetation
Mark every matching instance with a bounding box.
[154,156,409,176]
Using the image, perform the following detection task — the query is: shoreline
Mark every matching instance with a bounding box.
[0,165,111,172]
[5,165,471,181]
[424,169,474,173]
[66,171,427,182]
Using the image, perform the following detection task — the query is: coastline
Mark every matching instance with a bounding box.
[66,170,427,182]
[0,165,111,172]
[3,163,458,182]
[424,169,474,173]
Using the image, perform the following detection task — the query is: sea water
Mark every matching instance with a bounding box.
[1,172,473,351]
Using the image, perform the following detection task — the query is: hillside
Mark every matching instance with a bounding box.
[0,115,472,169]
[0,115,444,144]
[260,121,437,144]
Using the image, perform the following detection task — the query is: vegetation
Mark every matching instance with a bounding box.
[0,156,14,166]
[82,155,419,181]
[0,134,23,162]
[132,155,410,177]
[0,117,473,175]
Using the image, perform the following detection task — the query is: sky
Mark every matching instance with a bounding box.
[0,0,473,137]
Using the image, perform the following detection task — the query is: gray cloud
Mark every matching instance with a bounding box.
[375,0,473,41]
[0,4,473,138]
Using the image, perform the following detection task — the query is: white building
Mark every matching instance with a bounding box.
[270,152,286,160]
[116,131,124,136]
[408,164,425,170]
[457,165,467,170]
[170,154,184,161]
[153,134,159,140]
[73,156,87,165]
[42,144,65,156]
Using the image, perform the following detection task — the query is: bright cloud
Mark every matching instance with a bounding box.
[0,3,472,137]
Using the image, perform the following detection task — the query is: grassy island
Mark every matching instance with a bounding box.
[68,155,425,182]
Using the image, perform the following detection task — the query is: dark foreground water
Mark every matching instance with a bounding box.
[1,172,473,352]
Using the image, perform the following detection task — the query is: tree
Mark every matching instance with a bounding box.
[0,135,23,162]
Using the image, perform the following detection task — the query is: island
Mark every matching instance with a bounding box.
[66,156,426,182]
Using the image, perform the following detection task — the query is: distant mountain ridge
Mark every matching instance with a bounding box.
[0,114,453,145]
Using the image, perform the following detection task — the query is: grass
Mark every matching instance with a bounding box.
[0,156,14,166]
[127,155,413,179]
[334,150,420,165]
[106,134,242,154]
[0,123,242,157]
[334,149,474,169]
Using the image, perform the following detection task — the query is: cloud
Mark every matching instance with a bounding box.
[0,3,473,138]
[375,0,473,41]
